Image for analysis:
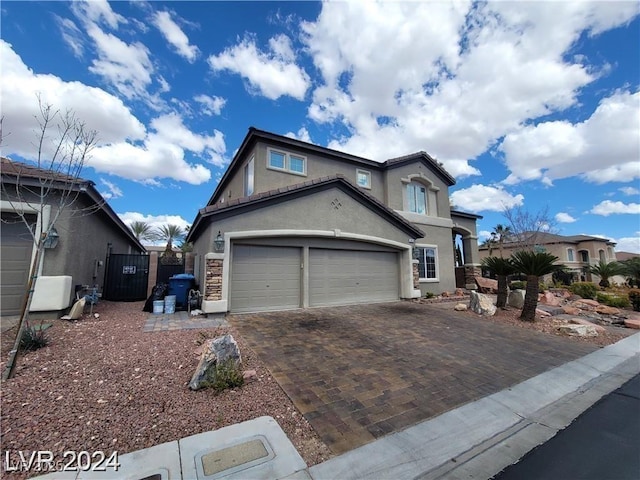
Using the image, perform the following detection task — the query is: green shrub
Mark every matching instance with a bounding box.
[596,292,630,308]
[20,323,51,351]
[424,292,436,299]
[202,359,244,393]
[510,281,526,290]
[629,289,640,312]
[569,282,598,299]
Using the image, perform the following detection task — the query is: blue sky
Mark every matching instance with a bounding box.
[2,1,639,252]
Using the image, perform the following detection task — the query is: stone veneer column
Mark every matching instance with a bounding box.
[412,259,420,290]
[205,257,224,301]
[464,265,481,290]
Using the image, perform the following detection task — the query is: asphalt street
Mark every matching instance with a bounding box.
[493,373,640,480]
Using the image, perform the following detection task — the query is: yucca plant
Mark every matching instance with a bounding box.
[510,250,562,321]
[481,256,516,308]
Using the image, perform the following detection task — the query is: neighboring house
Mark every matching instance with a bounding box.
[616,251,640,262]
[186,127,482,314]
[1,158,146,316]
[478,232,617,283]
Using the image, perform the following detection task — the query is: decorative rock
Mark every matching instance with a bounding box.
[536,309,552,318]
[242,369,258,383]
[577,299,600,307]
[469,291,496,316]
[595,305,620,315]
[561,306,581,315]
[454,288,466,296]
[569,318,606,333]
[441,291,451,297]
[454,303,468,311]
[557,324,598,337]
[507,289,525,309]
[624,319,640,329]
[189,334,242,391]
[475,276,498,294]
[540,291,561,306]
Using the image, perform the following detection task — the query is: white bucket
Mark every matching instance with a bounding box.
[153,300,164,314]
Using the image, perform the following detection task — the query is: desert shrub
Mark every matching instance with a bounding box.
[569,282,598,300]
[596,292,630,309]
[510,281,526,290]
[628,289,640,312]
[202,359,244,393]
[20,323,50,351]
[424,292,436,299]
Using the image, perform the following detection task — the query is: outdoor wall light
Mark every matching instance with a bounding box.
[43,227,59,249]
[409,238,419,259]
[214,231,224,252]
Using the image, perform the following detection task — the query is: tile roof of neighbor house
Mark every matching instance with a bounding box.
[206,127,457,208]
[189,174,425,241]
[616,251,640,261]
[1,157,145,252]
[479,231,616,250]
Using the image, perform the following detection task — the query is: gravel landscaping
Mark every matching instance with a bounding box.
[0,301,331,479]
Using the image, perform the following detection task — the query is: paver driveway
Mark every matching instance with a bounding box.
[230,302,597,455]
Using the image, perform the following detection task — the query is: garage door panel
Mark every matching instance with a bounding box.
[1,217,34,316]
[231,245,301,313]
[309,249,398,307]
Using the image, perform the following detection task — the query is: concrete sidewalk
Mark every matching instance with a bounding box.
[31,332,639,480]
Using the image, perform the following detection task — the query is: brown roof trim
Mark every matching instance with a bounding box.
[2,158,146,252]
[383,152,456,186]
[189,174,424,241]
[451,209,483,220]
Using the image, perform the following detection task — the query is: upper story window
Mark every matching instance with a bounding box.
[267,148,306,176]
[567,248,575,262]
[599,249,606,262]
[407,182,427,214]
[580,250,589,262]
[416,246,438,281]
[244,157,254,196]
[356,169,371,189]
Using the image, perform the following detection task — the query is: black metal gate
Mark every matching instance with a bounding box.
[156,256,185,285]
[103,254,150,301]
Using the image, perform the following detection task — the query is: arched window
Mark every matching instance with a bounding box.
[599,250,606,262]
[407,182,427,214]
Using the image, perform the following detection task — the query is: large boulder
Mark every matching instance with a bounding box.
[508,290,525,309]
[539,291,561,307]
[189,334,242,391]
[475,276,498,294]
[557,324,598,337]
[569,318,606,333]
[469,291,497,316]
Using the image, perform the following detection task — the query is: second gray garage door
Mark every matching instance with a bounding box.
[231,245,301,313]
[1,213,34,316]
[309,248,399,307]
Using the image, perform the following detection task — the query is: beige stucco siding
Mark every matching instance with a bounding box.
[384,163,452,218]
[412,220,456,294]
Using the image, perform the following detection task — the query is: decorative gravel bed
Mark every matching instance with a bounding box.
[0,301,331,479]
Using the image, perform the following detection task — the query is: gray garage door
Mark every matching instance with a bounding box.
[309,249,399,307]
[1,214,34,316]
[231,245,301,313]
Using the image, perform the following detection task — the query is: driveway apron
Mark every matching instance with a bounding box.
[230,302,597,455]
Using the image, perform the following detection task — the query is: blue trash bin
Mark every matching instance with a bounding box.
[168,274,196,310]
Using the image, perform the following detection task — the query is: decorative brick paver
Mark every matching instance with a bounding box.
[143,311,228,332]
[231,302,597,455]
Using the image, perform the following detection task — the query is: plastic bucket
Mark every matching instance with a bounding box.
[153,300,164,314]
[164,295,176,314]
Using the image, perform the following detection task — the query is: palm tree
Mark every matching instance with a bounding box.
[156,224,186,255]
[621,257,640,287]
[589,260,624,289]
[510,250,562,321]
[491,224,512,258]
[481,256,516,308]
[129,221,155,242]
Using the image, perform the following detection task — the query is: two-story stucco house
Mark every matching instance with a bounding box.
[478,232,618,283]
[186,128,481,313]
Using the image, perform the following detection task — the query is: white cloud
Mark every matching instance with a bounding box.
[614,235,640,254]
[208,34,310,100]
[99,178,123,200]
[119,212,191,243]
[555,212,577,223]
[194,94,226,116]
[0,41,217,186]
[620,186,640,196]
[450,184,524,213]
[70,0,126,30]
[152,10,199,62]
[299,2,638,179]
[589,200,640,216]
[501,91,640,184]
[55,16,85,58]
[285,127,312,143]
